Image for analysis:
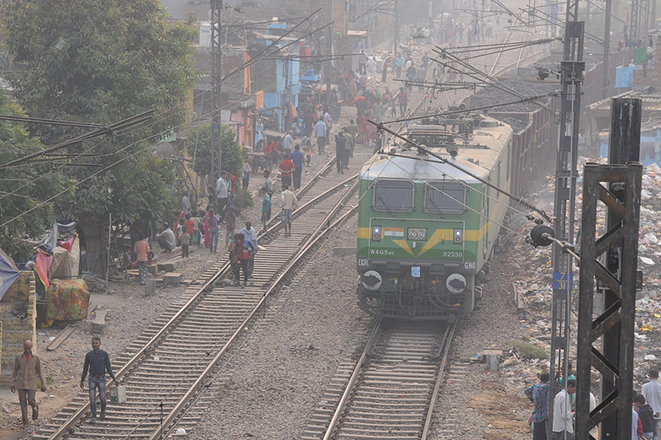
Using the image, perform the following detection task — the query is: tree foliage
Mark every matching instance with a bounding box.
[187,123,244,179]
[0,92,71,262]
[2,0,199,232]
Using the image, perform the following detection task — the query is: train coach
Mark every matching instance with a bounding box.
[356,115,513,320]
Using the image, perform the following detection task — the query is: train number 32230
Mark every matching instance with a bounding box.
[441,251,463,258]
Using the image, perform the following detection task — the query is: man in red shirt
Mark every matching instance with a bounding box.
[279,156,295,188]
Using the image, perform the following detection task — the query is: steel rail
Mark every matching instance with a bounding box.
[43,149,346,440]
[421,321,457,439]
[321,320,382,440]
[155,185,360,439]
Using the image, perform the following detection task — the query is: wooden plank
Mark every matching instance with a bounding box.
[46,305,96,351]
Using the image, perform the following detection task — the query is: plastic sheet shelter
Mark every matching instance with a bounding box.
[0,246,20,301]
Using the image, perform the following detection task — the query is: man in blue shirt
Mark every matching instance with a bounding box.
[80,337,117,423]
[290,145,305,190]
[524,372,550,439]
[395,54,404,78]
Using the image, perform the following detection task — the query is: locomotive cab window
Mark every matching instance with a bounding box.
[425,181,466,214]
[373,180,415,212]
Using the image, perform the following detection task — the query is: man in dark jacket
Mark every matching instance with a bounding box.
[335,133,346,174]
[635,394,656,439]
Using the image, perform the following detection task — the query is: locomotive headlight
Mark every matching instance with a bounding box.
[408,227,427,241]
[453,228,463,244]
[372,226,382,241]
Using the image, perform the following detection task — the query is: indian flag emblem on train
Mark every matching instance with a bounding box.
[383,227,404,237]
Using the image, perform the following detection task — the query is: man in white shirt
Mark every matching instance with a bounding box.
[643,369,661,440]
[280,184,297,237]
[216,171,229,218]
[239,221,258,278]
[155,223,176,253]
[315,119,327,154]
[553,379,575,439]
[283,131,293,158]
[323,112,333,140]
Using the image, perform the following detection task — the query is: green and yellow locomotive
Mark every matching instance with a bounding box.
[356,116,513,319]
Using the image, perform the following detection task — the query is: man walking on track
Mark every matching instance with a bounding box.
[315,118,327,154]
[11,340,46,426]
[281,184,297,236]
[335,133,346,174]
[80,337,117,423]
[290,144,305,190]
[279,155,295,189]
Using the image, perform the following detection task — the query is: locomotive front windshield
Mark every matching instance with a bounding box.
[373,180,414,212]
[424,181,466,214]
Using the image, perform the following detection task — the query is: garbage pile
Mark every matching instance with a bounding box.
[497,159,661,397]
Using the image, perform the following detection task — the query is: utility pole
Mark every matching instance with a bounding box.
[326,0,333,109]
[548,0,583,429]
[210,0,223,182]
[602,0,612,99]
[429,0,434,45]
[393,0,398,56]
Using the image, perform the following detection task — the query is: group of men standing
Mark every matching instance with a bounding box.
[525,368,661,439]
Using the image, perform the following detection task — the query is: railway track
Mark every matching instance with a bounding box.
[298,14,550,440]
[301,321,455,440]
[33,154,362,440]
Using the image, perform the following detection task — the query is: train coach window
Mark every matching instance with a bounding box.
[373,180,415,212]
[425,181,466,214]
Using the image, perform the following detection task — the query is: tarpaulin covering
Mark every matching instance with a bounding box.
[615,66,634,88]
[50,236,80,280]
[0,247,19,301]
[634,46,648,64]
[35,249,53,290]
[40,221,77,252]
[44,279,89,325]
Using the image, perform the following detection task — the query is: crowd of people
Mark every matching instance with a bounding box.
[524,362,661,439]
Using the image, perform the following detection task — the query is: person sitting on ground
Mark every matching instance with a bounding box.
[155,223,175,253]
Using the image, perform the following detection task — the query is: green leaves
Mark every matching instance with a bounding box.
[2,0,199,242]
[0,92,70,262]
[187,123,245,178]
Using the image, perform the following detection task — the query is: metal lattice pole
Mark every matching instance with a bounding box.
[211,0,223,182]
[548,8,584,435]
[576,98,642,439]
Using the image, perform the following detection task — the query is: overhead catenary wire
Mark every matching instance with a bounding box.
[431,46,555,114]
[0,110,154,170]
[380,92,555,125]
